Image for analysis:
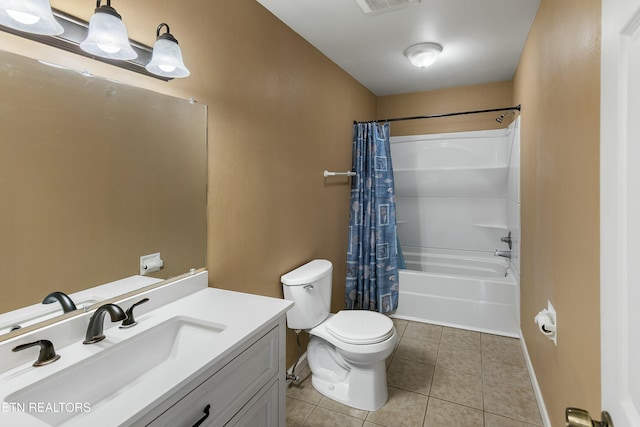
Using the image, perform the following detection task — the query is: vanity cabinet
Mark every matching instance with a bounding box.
[137,320,285,427]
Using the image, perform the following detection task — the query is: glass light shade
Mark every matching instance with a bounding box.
[0,0,63,35]
[80,6,136,60]
[405,43,443,68]
[146,35,190,78]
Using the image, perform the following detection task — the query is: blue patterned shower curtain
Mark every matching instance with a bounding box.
[345,122,399,313]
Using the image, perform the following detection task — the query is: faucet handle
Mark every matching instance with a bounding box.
[13,340,61,367]
[500,231,512,249]
[120,298,150,328]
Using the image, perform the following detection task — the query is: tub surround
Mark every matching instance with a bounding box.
[391,124,518,255]
[0,271,293,426]
[390,121,520,337]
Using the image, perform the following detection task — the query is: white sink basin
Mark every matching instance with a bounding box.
[6,316,226,425]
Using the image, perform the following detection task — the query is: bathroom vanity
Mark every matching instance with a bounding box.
[0,271,293,426]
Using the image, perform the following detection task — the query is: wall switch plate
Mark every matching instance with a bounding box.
[140,253,163,275]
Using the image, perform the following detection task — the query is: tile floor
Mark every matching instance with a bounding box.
[286,319,543,427]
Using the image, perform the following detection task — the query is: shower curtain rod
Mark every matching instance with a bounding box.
[355,104,521,124]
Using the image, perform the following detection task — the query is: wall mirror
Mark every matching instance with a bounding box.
[0,49,207,339]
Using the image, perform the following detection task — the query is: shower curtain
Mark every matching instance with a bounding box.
[345,122,399,313]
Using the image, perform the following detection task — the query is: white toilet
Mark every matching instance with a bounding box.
[281,259,397,411]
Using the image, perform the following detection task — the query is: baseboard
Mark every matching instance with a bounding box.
[520,329,552,427]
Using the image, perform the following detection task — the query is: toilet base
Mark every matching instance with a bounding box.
[307,339,389,411]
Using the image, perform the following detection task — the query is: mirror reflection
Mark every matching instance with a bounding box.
[0,49,207,336]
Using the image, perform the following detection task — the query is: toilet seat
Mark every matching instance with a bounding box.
[325,311,394,345]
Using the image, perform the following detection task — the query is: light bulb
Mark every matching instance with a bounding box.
[7,9,40,24]
[97,43,120,54]
[159,64,176,73]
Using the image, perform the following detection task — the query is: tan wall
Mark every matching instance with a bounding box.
[513,1,601,425]
[377,81,513,136]
[1,0,377,365]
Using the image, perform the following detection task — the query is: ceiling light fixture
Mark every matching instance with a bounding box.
[80,0,136,60]
[404,42,442,69]
[146,23,190,78]
[0,0,63,35]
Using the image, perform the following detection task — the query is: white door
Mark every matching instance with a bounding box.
[601,0,640,426]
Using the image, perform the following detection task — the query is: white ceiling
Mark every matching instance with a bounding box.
[255,0,541,96]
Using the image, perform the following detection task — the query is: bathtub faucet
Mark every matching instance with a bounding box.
[494,250,511,259]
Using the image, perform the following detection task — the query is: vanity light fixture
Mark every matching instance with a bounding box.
[404,42,443,69]
[80,0,136,60]
[0,0,63,35]
[0,4,189,81]
[146,23,190,78]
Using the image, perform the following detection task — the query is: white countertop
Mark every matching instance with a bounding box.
[0,272,293,426]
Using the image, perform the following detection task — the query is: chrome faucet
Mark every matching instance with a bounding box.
[42,291,77,313]
[83,303,126,344]
[494,250,512,259]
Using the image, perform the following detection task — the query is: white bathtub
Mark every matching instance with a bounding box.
[392,248,519,337]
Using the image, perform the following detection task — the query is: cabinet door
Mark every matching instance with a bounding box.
[225,380,279,427]
[147,327,278,427]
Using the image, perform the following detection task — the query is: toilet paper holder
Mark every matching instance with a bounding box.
[535,301,557,345]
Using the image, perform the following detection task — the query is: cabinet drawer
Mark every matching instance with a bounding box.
[148,327,279,427]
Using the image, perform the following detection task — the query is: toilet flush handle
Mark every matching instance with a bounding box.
[304,285,314,290]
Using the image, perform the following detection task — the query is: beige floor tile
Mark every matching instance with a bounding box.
[317,396,368,420]
[483,381,543,425]
[286,397,315,427]
[403,322,443,343]
[423,398,484,427]
[436,343,482,375]
[303,406,365,427]
[286,326,542,427]
[483,359,533,390]
[430,367,483,410]
[485,412,540,427]
[365,386,428,427]
[482,336,527,368]
[441,327,481,350]
[387,357,435,395]
[481,333,522,351]
[392,318,409,338]
[287,375,323,405]
[393,336,439,365]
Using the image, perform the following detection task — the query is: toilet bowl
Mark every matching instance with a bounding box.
[281,260,397,411]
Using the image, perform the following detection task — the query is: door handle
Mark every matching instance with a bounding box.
[566,407,614,427]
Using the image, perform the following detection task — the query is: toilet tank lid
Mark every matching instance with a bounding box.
[281,259,333,286]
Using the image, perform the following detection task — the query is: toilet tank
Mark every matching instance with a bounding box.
[281,259,333,330]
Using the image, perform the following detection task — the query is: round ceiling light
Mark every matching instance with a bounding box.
[404,42,443,69]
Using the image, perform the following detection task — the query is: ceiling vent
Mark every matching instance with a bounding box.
[355,0,421,15]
